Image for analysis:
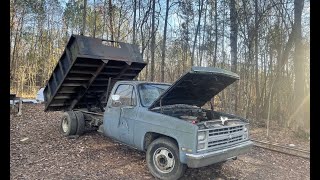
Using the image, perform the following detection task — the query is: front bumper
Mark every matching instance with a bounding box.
[186,140,253,168]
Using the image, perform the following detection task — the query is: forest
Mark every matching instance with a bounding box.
[10,0,310,135]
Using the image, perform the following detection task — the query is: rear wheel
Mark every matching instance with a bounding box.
[74,111,85,135]
[146,137,186,180]
[60,111,78,136]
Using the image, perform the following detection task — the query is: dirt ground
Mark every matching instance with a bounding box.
[10,104,310,180]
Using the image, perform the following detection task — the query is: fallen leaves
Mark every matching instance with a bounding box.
[20,137,29,142]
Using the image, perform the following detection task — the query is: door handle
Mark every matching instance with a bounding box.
[121,106,134,110]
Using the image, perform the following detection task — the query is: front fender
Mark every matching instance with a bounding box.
[133,109,197,164]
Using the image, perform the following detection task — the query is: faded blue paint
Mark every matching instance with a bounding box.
[103,81,198,164]
[101,67,252,167]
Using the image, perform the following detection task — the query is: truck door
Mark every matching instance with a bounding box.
[104,84,137,145]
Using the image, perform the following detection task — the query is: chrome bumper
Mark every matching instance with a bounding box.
[186,140,253,168]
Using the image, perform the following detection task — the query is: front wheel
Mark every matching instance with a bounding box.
[146,137,186,180]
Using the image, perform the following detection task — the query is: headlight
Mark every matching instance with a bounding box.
[197,142,205,150]
[244,124,249,132]
[243,133,248,139]
[243,124,249,139]
[198,131,206,141]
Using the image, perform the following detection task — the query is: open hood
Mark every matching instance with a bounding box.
[148,67,239,110]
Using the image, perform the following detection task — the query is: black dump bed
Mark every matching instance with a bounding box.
[43,35,146,111]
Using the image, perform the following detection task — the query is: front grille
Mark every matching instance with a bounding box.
[198,124,247,151]
[208,135,243,148]
[208,125,243,136]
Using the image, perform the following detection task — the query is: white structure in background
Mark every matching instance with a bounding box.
[10,98,38,104]
[36,88,45,103]
[10,87,44,105]
[10,88,44,116]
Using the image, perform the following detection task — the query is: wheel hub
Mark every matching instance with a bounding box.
[62,117,69,133]
[153,147,175,173]
[157,155,167,167]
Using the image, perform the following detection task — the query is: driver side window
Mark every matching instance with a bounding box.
[113,84,136,106]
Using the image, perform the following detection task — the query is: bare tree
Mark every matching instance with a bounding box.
[229,0,238,113]
[132,0,137,44]
[109,0,114,40]
[93,0,97,37]
[81,0,87,35]
[291,0,305,127]
[102,0,108,39]
[150,0,156,81]
[254,0,260,119]
[160,0,170,82]
[213,0,218,66]
[191,0,205,66]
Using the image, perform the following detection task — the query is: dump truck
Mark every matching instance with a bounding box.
[44,35,253,180]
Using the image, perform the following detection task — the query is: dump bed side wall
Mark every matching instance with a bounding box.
[44,36,78,108]
[43,35,146,111]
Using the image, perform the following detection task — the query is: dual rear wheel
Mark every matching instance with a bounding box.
[60,111,85,136]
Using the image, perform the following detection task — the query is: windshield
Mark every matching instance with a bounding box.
[138,83,170,107]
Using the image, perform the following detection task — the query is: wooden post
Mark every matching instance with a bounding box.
[17,98,22,116]
[10,94,16,112]
[11,99,15,111]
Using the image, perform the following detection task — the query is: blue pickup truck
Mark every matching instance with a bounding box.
[44,35,253,180]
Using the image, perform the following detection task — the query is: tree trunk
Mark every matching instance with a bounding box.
[93,0,97,38]
[229,0,238,113]
[146,43,150,80]
[213,0,218,67]
[292,0,305,127]
[150,0,156,81]
[160,0,170,82]
[109,0,114,40]
[102,0,107,38]
[132,0,137,44]
[254,0,260,120]
[12,9,25,93]
[117,5,123,41]
[191,0,204,67]
[199,2,207,67]
[81,0,87,35]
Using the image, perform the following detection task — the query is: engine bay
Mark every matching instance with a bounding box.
[151,104,246,129]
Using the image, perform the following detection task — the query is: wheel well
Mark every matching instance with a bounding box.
[143,132,178,151]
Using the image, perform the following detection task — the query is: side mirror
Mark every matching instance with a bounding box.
[111,94,122,107]
[111,94,120,101]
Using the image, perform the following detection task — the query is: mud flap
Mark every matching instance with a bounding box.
[97,124,104,134]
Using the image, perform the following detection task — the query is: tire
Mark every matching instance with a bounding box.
[60,111,78,136]
[74,111,85,135]
[146,137,187,180]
